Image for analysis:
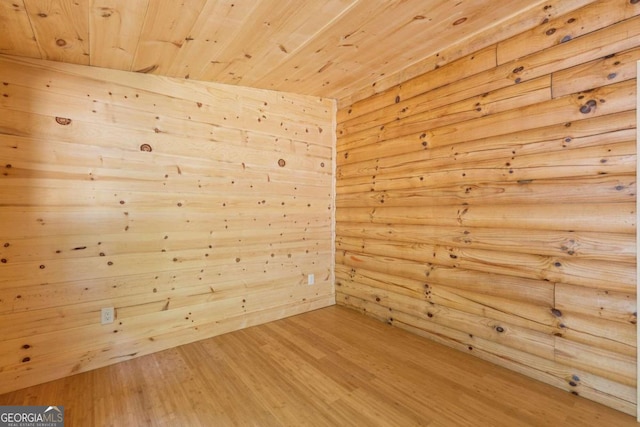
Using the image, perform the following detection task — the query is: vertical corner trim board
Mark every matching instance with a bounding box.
[0,54,336,394]
[336,1,638,417]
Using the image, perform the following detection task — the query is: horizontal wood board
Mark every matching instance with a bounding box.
[0,55,336,393]
[336,0,638,416]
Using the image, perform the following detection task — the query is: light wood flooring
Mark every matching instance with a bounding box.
[0,306,636,426]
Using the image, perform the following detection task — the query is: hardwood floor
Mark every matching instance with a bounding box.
[0,306,636,426]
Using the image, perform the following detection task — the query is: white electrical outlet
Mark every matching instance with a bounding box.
[307,274,315,285]
[101,307,115,325]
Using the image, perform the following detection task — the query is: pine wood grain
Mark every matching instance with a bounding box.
[0,1,600,100]
[338,0,596,107]
[338,110,636,166]
[129,0,207,75]
[0,53,335,394]
[89,0,149,70]
[336,2,638,415]
[0,306,636,426]
[336,222,636,262]
[496,0,640,65]
[22,0,89,64]
[0,1,40,58]
[339,7,639,123]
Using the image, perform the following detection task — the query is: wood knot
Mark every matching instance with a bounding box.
[136,64,159,74]
[56,39,67,47]
[551,308,562,317]
[545,28,556,36]
[452,17,467,25]
[579,99,597,113]
[140,144,152,152]
[278,159,286,167]
[55,117,72,125]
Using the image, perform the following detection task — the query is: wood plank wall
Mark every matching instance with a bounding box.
[0,55,335,394]
[336,0,638,415]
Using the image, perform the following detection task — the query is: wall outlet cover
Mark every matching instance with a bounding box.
[101,307,115,324]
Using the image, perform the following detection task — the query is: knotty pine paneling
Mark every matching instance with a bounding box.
[336,0,638,416]
[0,55,335,393]
[1,0,594,100]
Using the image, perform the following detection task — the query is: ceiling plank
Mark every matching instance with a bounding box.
[0,0,41,59]
[194,0,359,88]
[0,0,607,101]
[23,0,89,65]
[130,0,207,75]
[89,0,150,70]
[165,0,263,80]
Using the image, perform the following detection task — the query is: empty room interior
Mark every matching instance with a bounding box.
[0,0,639,425]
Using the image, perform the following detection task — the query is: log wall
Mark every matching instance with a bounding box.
[0,55,335,393]
[336,0,638,415]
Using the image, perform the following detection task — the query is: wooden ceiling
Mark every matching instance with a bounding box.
[1,0,590,102]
